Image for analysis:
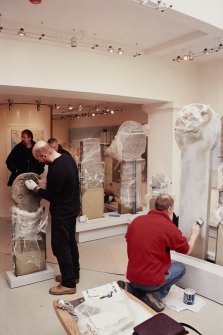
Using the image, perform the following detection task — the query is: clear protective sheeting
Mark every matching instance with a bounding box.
[80,161,104,189]
[11,206,48,275]
[80,138,102,163]
[119,160,144,210]
[106,121,147,212]
[151,172,170,196]
[217,163,223,191]
[75,292,134,335]
[106,121,147,161]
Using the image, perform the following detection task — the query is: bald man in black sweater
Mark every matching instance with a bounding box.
[25,141,80,295]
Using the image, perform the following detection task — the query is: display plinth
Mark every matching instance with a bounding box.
[76,211,146,243]
[6,264,54,288]
[172,252,223,304]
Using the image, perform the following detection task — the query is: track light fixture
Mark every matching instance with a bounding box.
[133,0,173,12]
[117,48,123,55]
[8,99,13,110]
[108,46,114,53]
[36,100,41,111]
[173,41,223,62]
[91,33,99,50]
[70,29,77,47]
[18,28,26,36]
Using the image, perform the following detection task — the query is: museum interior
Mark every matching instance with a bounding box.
[0,0,223,334]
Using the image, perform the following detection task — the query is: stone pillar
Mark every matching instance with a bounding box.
[175,104,221,259]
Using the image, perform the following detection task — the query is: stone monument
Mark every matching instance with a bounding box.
[175,103,221,259]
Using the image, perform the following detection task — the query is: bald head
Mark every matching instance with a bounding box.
[155,194,174,211]
[33,141,60,163]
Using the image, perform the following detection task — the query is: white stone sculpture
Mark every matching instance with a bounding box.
[175,103,221,259]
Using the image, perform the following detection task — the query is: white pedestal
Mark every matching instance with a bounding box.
[76,211,146,243]
[6,264,54,288]
[172,252,223,304]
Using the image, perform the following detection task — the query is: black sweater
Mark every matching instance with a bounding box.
[38,154,80,217]
[6,141,45,186]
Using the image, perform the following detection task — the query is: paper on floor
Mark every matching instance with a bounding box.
[163,285,206,313]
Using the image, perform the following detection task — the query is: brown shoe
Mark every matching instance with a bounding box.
[141,292,165,312]
[49,284,76,295]
[55,274,79,284]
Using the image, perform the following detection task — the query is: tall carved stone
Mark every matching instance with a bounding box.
[175,104,221,259]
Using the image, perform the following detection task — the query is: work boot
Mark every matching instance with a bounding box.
[55,274,79,284]
[141,292,165,312]
[117,280,129,290]
[49,284,76,295]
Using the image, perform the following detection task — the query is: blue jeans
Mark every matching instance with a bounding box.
[128,261,186,300]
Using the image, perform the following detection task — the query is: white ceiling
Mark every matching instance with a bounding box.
[0,0,222,107]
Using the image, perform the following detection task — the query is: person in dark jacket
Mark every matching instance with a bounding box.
[25,141,80,295]
[47,138,71,155]
[6,129,45,186]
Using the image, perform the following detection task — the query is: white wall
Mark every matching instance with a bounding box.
[0,38,199,103]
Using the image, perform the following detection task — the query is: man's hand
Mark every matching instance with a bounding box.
[25,179,38,190]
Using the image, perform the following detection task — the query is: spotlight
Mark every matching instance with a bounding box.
[71,37,77,47]
[68,105,73,110]
[218,43,223,51]
[203,48,210,55]
[18,28,26,36]
[92,44,99,50]
[108,46,114,53]
[117,48,123,55]
[36,100,41,111]
[8,99,13,110]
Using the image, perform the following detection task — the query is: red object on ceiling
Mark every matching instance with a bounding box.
[29,0,42,4]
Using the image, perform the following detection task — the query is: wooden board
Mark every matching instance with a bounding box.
[53,291,156,335]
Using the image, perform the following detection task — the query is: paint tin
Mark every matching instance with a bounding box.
[183,288,196,305]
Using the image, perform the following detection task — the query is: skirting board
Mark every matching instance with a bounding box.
[171,252,223,305]
[6,264,54,289]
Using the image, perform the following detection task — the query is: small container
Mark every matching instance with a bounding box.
[183,288,196,305]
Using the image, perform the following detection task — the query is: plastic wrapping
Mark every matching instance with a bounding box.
[106,121,146,161]
[80,161,104,188]
[119,160,144,210]
[80,138,101,163]
[106,121,147,212]
[151,172,170,196]
[11,206,48,276]
[75,293,134,335]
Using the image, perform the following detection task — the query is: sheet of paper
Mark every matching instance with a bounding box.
[163,285,206,313]
[82,281,121,300]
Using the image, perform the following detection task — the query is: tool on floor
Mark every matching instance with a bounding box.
[57,299,78,320]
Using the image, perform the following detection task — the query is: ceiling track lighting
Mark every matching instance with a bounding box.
[0,15,142,58]
[133,0,173,12]
[0,101,51,112]
[52,104,123,121]
[173,42,223,62]
[8,99,13,110]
